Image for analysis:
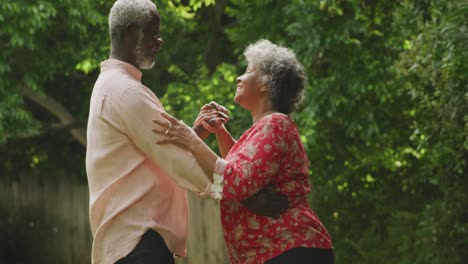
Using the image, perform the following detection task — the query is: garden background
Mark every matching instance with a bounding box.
[0,0,466,263]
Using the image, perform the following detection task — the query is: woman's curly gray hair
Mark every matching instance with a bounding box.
[109,0,157,43]
[244,39,306,115]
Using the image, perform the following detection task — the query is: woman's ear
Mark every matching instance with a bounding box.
[259,76,269,93]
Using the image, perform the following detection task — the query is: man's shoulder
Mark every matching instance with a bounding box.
[95,70,151,100]
[100,68,141,89]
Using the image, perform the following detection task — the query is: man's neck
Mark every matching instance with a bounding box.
[110,47,137,68]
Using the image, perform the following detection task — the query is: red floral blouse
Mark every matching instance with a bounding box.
[212,113,333,264]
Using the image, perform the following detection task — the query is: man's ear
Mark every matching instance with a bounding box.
[125,23,139,42]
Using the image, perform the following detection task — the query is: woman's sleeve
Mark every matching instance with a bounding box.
[208,119,291,201]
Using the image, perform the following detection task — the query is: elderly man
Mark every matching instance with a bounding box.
[86,0,288,263]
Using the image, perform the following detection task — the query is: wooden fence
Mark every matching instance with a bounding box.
[0,176,227,263]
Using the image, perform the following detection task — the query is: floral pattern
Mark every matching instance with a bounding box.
[213,113,333,264]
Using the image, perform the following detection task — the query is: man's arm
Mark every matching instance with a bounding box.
[118,86,211,192]
[241,185,289,218]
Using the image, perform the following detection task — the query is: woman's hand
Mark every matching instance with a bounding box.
[193,101,229,137]
[152,112,201,151]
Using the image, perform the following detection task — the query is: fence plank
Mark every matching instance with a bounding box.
[0,177,228,263]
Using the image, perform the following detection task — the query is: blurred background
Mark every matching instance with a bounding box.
[0,0,466,263]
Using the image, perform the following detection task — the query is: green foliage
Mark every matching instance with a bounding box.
[0,0,109,140]
[392,1,468,262]
[0,92,41,143]
[225,0,467,262]
[160,61,251,151]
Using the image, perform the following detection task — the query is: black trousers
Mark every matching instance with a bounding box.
[265,247,334,264]
[115,229,175,264]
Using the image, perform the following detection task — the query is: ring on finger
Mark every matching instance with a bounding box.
[164,123,173,134]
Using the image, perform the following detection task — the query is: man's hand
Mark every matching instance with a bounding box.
[242,185,289,218]
[193,101,229,139]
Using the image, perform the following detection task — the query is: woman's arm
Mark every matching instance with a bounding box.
[153,112,290,204]
[153,112,219,181]
[189,136,219,179]
[195,120,237,158]
[214,125,236,158]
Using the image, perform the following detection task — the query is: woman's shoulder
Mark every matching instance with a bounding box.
[245,113,297,143]
[259,113,295,131]
[260,112,291,124]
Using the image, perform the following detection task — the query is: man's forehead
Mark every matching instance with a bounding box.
[143,11,160,32]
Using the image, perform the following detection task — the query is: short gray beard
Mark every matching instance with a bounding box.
[134,29,155,70]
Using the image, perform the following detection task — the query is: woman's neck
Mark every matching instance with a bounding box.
[244,94,278,123]
[250,99,277,123]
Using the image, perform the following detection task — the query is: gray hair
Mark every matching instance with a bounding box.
[109,0,157,43]
[244,39,306,115]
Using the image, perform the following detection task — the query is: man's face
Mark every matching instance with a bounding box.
[133,12,163,70]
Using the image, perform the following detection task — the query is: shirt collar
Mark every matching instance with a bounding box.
[100,59,142,82]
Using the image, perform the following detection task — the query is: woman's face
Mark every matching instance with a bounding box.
[234,64,265,109]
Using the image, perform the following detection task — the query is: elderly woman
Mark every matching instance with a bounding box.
[153,40,333,264]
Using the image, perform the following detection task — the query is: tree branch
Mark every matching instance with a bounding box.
[16,85,87,147]
[204,0,228,73]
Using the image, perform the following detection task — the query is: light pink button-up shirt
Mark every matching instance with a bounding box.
[86,59,211,264]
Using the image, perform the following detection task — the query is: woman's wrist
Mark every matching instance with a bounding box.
[214,124,228,136]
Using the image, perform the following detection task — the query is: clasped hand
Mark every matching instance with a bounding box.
[152,101,229,149]
[193,101,230,138]
[152,101,289,218]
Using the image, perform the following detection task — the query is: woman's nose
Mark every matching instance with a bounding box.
[236,76,241,83]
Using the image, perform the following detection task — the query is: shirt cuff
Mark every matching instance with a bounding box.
[196,158,227,200]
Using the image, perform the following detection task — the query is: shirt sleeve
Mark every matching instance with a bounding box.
[117,85,211,193]
[210,119,290,201]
